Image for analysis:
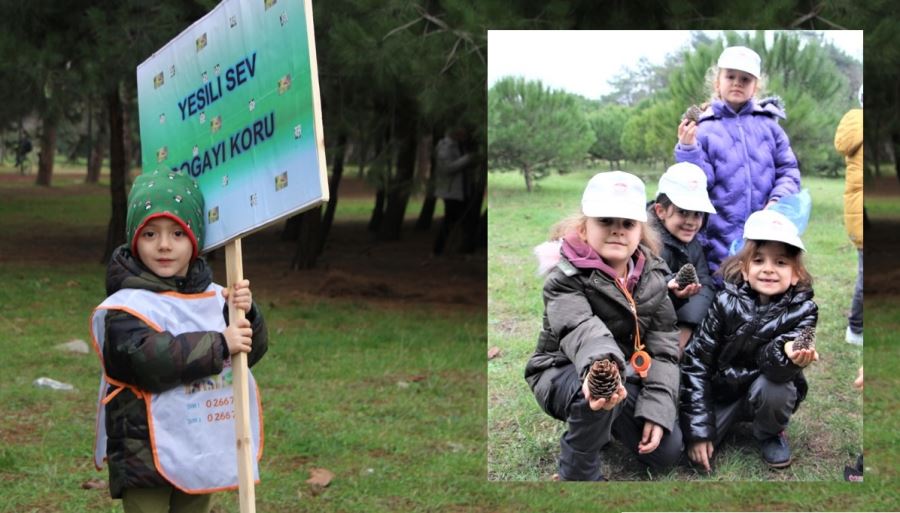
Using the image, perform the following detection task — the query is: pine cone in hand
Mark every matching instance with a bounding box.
[684,104,703,124]
[674,263,699,289]
[587,359,621,400]
[793,326,816,350]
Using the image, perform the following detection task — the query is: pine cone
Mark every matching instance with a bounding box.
[683,104,703,124]
[793,326,816,350]
[675,263,699,289]
[587,359,621,400]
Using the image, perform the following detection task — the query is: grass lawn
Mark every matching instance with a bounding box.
[487,170,865,482]
[865,195,900,220]
[0,168,895,511]
[0,174,483,513]
[0,261,486,513]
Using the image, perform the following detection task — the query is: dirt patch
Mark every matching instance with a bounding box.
[266,453,314,472]
[860,176,900,298]
[0,403,50,445]
[866,175,900,197]
[864,217,900,297]
[204,219,485,308]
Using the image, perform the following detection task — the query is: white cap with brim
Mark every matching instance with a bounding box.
[743,209,805,251]
[657,162,716,214]
[718,46,761,79]
[582,171,647,222]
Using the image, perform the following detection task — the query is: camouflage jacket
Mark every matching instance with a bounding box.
[101,245,268,498]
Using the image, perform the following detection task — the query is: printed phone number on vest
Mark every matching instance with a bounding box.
[185,395,235,425]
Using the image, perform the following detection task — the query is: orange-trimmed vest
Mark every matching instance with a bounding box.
[90,284,263,494]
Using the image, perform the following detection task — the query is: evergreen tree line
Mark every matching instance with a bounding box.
[489,31,864,191]
[3,1,900,261]
[0,0,487,266]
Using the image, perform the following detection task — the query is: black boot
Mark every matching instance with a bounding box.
[758,431,792,468]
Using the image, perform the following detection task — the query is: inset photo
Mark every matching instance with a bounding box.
[487,29,863,482]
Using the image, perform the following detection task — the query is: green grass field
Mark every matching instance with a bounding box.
[0,167,896,511]
[865,196,900,219]
[0,264,486,513]
[488,170,867,482]
[0,171,481,513]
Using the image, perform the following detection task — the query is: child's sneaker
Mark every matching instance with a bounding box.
[843,453,864,482]
[845,327,863,345]
[758,431,792,468]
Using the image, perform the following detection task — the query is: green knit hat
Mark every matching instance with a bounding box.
[126,170,204,258]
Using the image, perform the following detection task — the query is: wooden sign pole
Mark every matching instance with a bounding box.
[225,239,256,513]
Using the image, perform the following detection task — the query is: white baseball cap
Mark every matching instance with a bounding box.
[718,46,761,79]
[743,209,805,251]
[581,171,647,222]
[657,162,716,214]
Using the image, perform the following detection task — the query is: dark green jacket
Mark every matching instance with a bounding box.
[101,245,268,498]
[525,246,681,431]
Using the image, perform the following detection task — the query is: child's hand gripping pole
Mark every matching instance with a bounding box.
[225,239,256,513]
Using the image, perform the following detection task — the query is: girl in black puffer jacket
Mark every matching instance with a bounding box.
[680,209,818,471]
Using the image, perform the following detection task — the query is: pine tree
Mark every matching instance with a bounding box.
[489,77,592,192]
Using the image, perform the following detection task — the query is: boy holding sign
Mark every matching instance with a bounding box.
[90,170,267,512]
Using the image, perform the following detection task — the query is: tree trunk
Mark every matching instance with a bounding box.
[377,130,416,241]
[376,93,418,242]
[85,99,93,176]
[121,85,134,176]
[86,101,107,184]
[367,132,388,233]
[415,133,436,230]
[102,87,128,264]
[281,214,302,241]
[461,158,487,252]
[417,196,437,231]
[317,133,348,256]
[872,114,881,177]
[290,207,322,270]
[368,189,385,232]
[893,129,900,184]
[35,116,57,186]
[356,133,370,179]
[524,165,533,192]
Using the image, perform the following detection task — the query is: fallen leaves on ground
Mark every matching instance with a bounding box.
[80,478,106,490]
[305,467,334,497]
[488,346,502,360]
[306,467,334,487]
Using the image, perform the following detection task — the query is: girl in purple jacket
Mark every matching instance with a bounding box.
[674,46,800,285]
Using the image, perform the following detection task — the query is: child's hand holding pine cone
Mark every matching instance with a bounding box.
[587,359,621,399]
[668,263,702,298]
[580,358,627,411]
[784,326,819,367]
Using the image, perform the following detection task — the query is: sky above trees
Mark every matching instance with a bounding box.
[488,30,862,100]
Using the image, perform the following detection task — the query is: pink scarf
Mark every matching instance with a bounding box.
[561,233,645,293]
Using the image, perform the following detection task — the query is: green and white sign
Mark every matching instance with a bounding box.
[137,0,328,251]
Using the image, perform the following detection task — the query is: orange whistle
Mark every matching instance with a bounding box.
[630,350,652,378]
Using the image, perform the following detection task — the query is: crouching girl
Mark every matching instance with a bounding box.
[525,171,683,481]
[680,209,818,471]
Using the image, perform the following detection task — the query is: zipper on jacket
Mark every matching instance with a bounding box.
[737,121,753,214]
